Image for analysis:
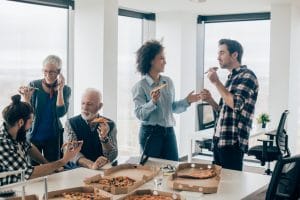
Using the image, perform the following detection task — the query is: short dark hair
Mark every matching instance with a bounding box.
[136,40,164,75]
[2,94,34,127]
[219,39,243,63]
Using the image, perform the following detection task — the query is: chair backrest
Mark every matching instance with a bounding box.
[266,154,300,200]
[275,110,290,157]
[197,103,216,130]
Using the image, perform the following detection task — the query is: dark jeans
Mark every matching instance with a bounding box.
[31,137,60,165]
[213,137,244,171]
[139,125,179,161]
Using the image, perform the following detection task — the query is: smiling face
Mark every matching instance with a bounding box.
[81,91,103,121]
[217,44,237,70]
[43,63,60,84]
[150,50,166,74]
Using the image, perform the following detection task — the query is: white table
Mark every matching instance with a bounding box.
[2,157,271,200]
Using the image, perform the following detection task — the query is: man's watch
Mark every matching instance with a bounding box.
[100,136,109,144]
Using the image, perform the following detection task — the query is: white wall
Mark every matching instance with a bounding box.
[269,0,300,154]
[156,12,198,157]
[74,0,118,121]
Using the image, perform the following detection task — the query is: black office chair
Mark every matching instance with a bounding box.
[196,103,216,151]
[265,154,300,200]
[248,110,291,175]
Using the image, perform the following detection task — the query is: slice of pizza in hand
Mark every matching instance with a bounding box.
[151,83,167,93]
[91,117,109,124]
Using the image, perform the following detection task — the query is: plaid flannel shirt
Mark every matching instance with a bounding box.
[0,123,34,186]
[214,65,259,152]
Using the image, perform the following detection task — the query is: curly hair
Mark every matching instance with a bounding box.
[136,40,164,75]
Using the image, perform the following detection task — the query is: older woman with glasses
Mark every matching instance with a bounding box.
[19,55,71,164]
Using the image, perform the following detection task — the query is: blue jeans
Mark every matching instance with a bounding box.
[139,125,179,161]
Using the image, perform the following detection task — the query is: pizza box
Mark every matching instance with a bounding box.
[7,194,38,200]
[84,163,159,195]
[45,186,112,200]
[168,163,222,194]
[119,189,184,200]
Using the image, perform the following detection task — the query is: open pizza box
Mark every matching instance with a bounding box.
[84,163,159,195]
[168,163,222,194]
[118,189,184,200]
[7,194,39,200]
[44,186,112,200]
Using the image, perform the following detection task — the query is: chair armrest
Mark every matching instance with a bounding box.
[257,138,273,143]
[265,130,276,136]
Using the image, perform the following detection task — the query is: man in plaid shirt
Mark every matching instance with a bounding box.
[0,95,82,186]
[201,39,259,171]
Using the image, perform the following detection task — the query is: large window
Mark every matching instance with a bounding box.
[0,1,68,119]
[117,16,142,154]
[203,20,270,129]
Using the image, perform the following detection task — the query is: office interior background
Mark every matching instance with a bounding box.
[0,0,299,158]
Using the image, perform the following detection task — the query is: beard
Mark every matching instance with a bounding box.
[16,125,27,142]
[81,110,98,121]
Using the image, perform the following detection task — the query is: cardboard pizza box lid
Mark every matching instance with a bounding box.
[45,186,112,200]
[119,189,184,200]
[168,163,222,194]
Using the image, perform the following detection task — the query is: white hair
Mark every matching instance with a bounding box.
[43,55,62,70]
[82,88,102,102]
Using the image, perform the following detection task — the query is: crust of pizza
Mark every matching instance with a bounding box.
[177,168,216,179]
[91,117,109,123]
[62,191,106,200]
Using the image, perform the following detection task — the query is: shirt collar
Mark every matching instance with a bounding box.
[145,74,166,86]
[228,65,246,79]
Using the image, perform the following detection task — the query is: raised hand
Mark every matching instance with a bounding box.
[57,74,65,91]
[200,89,213,102]
[186,90,201,104]
[18,86,35,103]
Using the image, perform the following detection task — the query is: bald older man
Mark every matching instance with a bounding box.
[64,88,118,169]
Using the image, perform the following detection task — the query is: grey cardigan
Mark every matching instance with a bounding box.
[28,79,71,141]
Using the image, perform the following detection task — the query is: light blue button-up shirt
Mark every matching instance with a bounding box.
[132,74,190,127]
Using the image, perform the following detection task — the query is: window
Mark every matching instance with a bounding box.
[117,16,143,154]
[0,1,68,119]
[203,20,271,130]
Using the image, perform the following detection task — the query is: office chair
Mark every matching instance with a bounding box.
[265,154,300,200]
[196,103,216,151]
[248,110,290,175]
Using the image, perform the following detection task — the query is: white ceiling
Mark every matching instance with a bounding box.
[118,0,293,15]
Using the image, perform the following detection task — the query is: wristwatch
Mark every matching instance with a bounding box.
[100,136,109,144]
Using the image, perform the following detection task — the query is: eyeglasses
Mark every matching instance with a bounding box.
[43,69,59,76]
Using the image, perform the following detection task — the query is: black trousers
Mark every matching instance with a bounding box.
[213,137,244,171]
[139,125,179,161]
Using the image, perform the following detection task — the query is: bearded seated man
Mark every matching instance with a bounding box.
[64,88,118,170]
[0,95,82,186]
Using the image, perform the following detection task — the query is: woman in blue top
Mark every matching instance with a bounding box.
[132,40,201,161]
[19,55,71,163]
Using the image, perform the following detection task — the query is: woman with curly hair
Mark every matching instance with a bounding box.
[132,40,201,161]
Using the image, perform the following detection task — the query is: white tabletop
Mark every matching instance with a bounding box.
[1,157,270,200]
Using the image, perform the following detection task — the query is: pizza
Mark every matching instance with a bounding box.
[91,117,109,124]
[61,191,106,200]
[177,168,216,179]
[124,194,173,200]
[91,176,136,188]
[151,83,167,93]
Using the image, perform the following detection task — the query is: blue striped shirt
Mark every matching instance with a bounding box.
[132,74,190,127]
